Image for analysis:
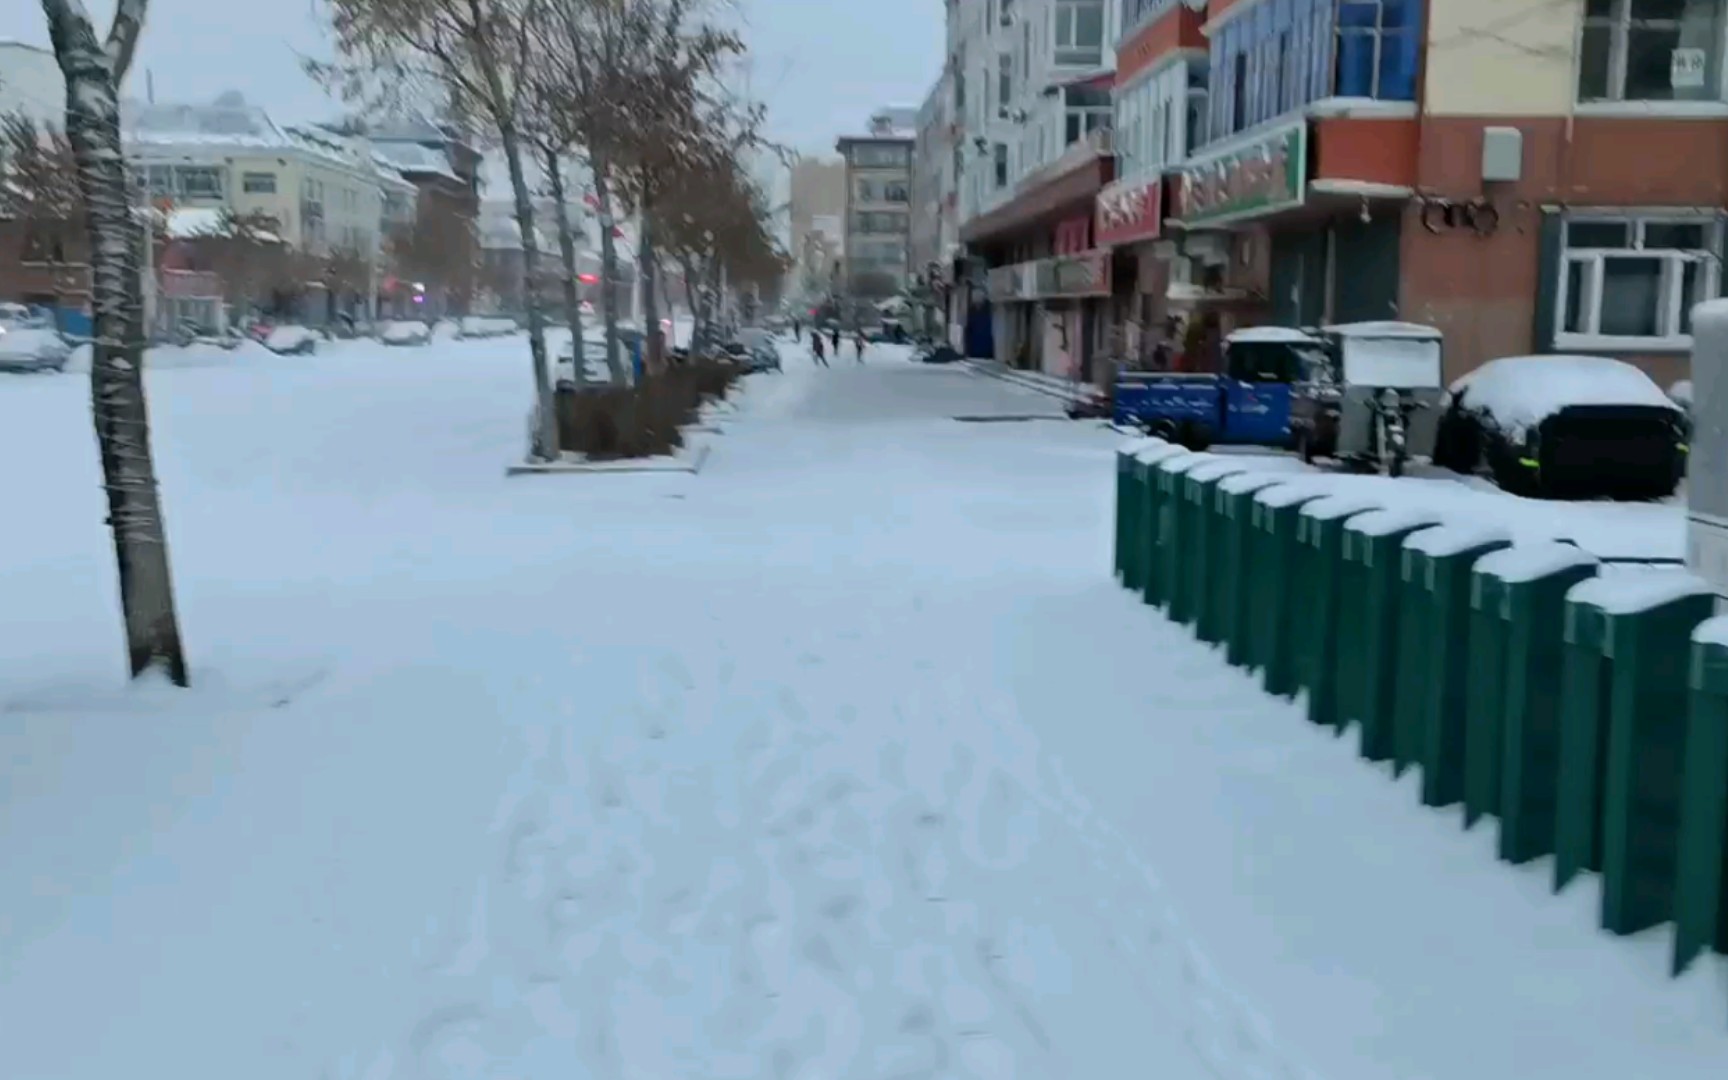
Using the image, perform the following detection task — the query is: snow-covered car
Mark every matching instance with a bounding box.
[0,302,51,331]
[729,328,781,372]
[1432,354,1686,500]
[458,316,519,339]
[0,327,73,372]
[262,325,319,355]
[380,320,433,347]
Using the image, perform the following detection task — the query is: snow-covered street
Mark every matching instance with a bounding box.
[2,339,1725,1080]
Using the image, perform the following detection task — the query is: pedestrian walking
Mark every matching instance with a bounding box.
[811,332,829,367]
[829,326,841,353]
[853,331,866,363]
[792,317,801,342]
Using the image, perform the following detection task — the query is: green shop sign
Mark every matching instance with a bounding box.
[1177,121,1307,227]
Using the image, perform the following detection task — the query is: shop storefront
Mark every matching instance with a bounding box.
[1170,114,1411,341]
[1096,174,1167,369]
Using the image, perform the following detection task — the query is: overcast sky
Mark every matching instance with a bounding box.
[0,0,941,158]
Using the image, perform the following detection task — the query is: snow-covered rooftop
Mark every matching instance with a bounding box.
[1227,326,1321,345]
[124,95,291,148]
[1322,321,1442,339]
[372,141,461,183]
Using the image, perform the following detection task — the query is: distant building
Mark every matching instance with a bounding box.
[836,109,915,307]
[788,157,846,305]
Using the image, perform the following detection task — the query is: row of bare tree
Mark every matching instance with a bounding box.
[22,0,785,688]
[318,0,786,457]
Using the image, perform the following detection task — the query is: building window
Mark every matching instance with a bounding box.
[855,177,878,202]
[993,142,1009,187]
[1231,51,1249,132]
[1054,0,1106,66]
[176,166,225,199]
[883,180,910,203]
[1334,0,1420,100]
[1580,0,1726,102]
[998,53,1014,117]
[1556,212,1722,346]
[242,171,277,194]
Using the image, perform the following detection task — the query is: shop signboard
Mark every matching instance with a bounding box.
[1095,177,1163,247]
[1033,250,1111,299]
[1176,120,1307,228]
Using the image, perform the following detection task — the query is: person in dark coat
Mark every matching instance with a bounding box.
[829,326,841,353]
[792,318,801,342]
[811,331,829,367]
[853,330,866,362]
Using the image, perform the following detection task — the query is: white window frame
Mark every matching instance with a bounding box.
[1578,0,1728,104]
[1054,0,1105,67]
[1554,210,1724,350]
[176,165,226,199]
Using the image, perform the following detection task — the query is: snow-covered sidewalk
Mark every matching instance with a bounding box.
[0,342,1721,1080]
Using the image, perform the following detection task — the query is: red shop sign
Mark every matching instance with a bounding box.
[1095,178,1163,246]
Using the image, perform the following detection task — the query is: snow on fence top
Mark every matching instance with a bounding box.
[1160,452,1218,477]
[1566,565,1713,615]
[1343,506,1442,538]
[1451,354,1678,437]
[1253,476,1343,509]
[1188,458,1258,483]
[1404,522,1512,558]
[1477,542,1599,584]
[1219,471,1294,496]
[1692,613,1728,648]
[1135,443,1189,466]
[1300,492,1384,522]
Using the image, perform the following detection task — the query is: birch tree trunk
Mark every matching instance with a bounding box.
[543,145,586,387]
[638,186,662,375]
[498,122,558,459]
[590,154,627,384]
[43,0,188,686]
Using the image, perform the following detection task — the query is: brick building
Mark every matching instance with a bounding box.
[934,0,1728,386]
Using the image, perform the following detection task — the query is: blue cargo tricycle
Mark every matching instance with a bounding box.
[1113,326,1326,450]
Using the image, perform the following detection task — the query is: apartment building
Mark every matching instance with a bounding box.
[837,110,916,303]
[125,95,416,258]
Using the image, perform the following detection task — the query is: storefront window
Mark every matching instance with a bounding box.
[1556,212,1722,346]
[1579,0,1725,103]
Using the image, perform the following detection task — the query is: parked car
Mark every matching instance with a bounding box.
[1433,354,1686,500]
[0,302,50,330]
[729,328,781,372]
[263,325,319,355]
[0,327,73,372]
[380,320,433,347]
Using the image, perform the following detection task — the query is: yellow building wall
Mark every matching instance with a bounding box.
[1423,0,1579,116]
